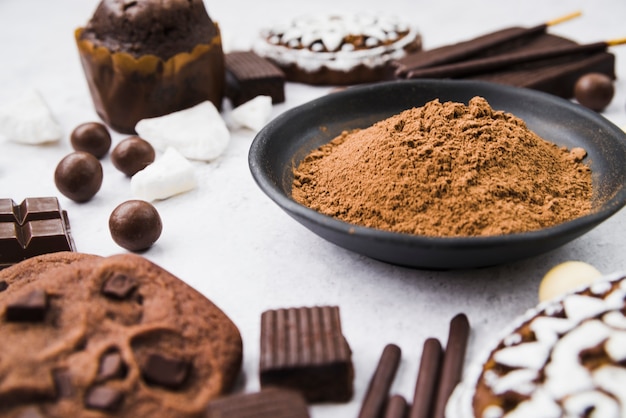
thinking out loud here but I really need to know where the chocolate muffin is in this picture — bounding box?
[75,0,225,134]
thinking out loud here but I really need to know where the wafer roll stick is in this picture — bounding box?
[384,394,409,418]
[433,314,470,418]
[405,38,625,79]
[393,11,581,77]
[358,344,403,418]
[409,338,443,418]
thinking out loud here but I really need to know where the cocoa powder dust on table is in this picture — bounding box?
[292,97,592,237]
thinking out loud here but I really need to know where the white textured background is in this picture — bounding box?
[0,0,625,416]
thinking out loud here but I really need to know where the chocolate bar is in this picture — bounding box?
[391,26,545,77]
[0,197,75,269]
[225,51,286,106]
[391,29,615,99]
[206,389,310,418]
[260,305,354,402]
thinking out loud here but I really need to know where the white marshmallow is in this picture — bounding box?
[228,95,273,132]
[135,101,230,161]
[0,89,62,144]
[131,147,197,201]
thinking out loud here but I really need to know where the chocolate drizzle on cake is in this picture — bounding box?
[472,274,626,417]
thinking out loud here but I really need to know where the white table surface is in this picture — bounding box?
[1,0,625,416]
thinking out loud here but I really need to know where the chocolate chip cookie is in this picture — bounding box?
[0,253,242,418]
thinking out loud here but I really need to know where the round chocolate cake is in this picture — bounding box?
[447,272,626,418]
[76,0,225,133]
[253,13,422,85]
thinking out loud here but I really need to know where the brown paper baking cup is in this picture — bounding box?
[75,27,225,134]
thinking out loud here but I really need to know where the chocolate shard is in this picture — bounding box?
[141,353,190,389]
[260,305,354,403]
[5,289,49,322]
[97,350,127,381]
[206,388,310,418]
[84,386,124,411]
[225,51,285,106]
[101,274,138,300]
[0,280,8,292]
[0,197,75,270]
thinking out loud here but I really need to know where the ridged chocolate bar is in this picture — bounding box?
[0,197,75,269]
[260,305,354,402]
[225,51,285,106]
[206,389,310,418]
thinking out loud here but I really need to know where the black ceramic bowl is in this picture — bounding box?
[249,80,626,269]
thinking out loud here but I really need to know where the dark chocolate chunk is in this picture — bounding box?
[85,386,124,411]
[206,388,310,418]
[225,51,285,106]
[0,197,75,269]
[71,122,112,159]
[53,368,75,398]
[141,353,190,389]
[101,274,138,300]
[110,136,156,177]
[16,407,44,418]
[260,305,354,403]
[108,200,162,252]
[574,72,615,111]
[98,350,127,381]
[54,152,103,202]
[5,289,48,322]
[0,280,8,292]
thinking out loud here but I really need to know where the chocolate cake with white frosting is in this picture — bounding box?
[447,272,626,418]
[253,13,421,85]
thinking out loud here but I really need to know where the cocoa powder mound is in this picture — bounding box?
[292,97,592,237]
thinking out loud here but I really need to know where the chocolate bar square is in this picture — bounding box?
[260,305,353,403]
[0,197,75,269]
[225,51,285,106]
[206,388,310,418]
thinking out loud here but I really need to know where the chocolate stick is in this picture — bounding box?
[406,39,625,79]
[384,394,408,418]
[432,313,470,418]
[358,344,402,418]
[409,338,443,418]
[393,11,581,77]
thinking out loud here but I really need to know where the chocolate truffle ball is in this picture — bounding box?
[70,122,112,159]
[109,200,162,251]
[574,73,614,112]
[54,151,103,202]
[111,136,156,176]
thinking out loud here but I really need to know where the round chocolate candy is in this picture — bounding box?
[54,151,103,202]
[70,122,112,159]
[109,200,162,252]
[574,73,614,112]
[111,136,156,177]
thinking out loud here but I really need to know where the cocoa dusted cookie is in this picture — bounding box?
[0,253,242,418]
